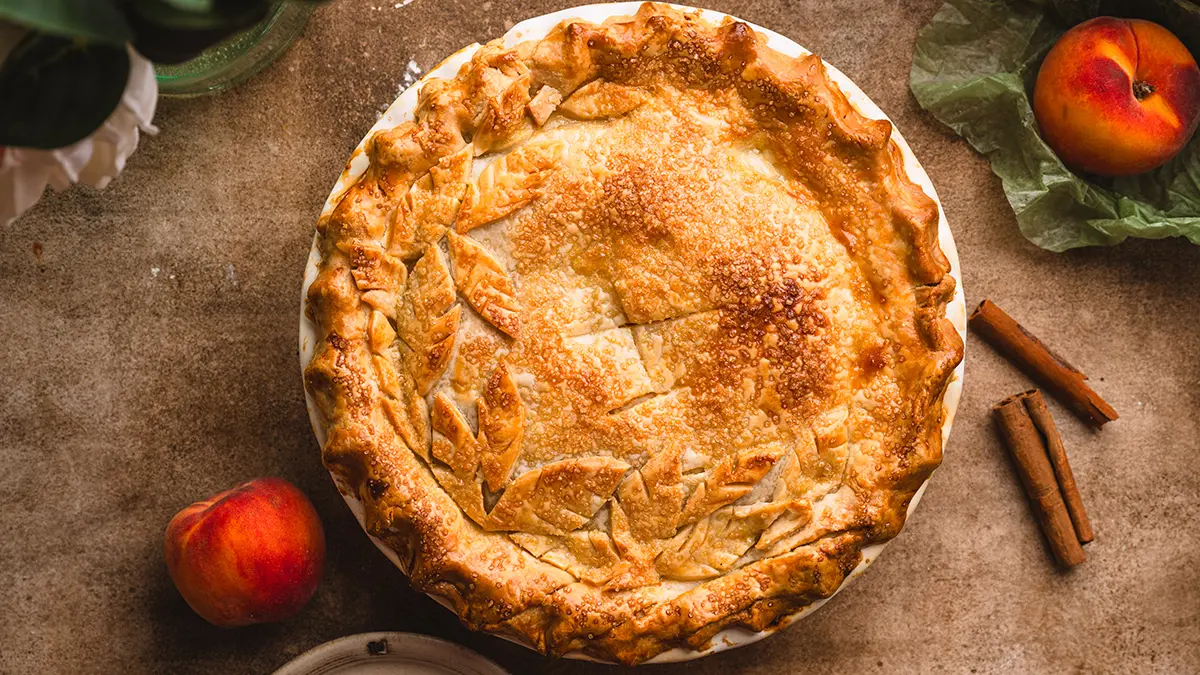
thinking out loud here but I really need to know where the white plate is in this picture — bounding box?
[272,632,509,675]
[299,2,966,664]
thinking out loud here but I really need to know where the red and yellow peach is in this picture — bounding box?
[1033,17,1200,176]
[164,477,325,627]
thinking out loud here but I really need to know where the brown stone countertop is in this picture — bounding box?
[2,0,1198,673]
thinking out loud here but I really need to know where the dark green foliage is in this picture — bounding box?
[0,0,324,148]
[126,0,272,63]
[0,34,130,149]
[0,0,131,45]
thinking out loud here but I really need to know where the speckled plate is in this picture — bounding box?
[272,632,509,675]
[299,2,966,664]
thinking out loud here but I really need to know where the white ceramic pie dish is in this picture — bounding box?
[299,2,966,664]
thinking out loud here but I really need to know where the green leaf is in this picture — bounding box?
[0,0,131,45]
[911,0,1200,250]
[161,0,214,12]
[0,33,130,149]
[127,0,269,31]
[126,0,270,63]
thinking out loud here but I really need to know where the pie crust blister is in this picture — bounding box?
[301,3,965,665]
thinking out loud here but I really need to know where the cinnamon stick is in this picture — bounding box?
[970,299,1117,427]
[994,394,1086,568]
[1020,390,1094,544]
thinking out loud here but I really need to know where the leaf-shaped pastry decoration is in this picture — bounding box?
[397,246,460,395]
[400,246,456,329]
[772,413,847,503]
[510,530,623,585]
[605,498,661,591]
[756,486,858,557]
[370,119,464,181]
[466,61,516,102]
[431,463,487,526]
[388,145,473,261]
[754,499,814,552]
[559,79,649,120]
[431,393,479,477]
[762,406,852,546]
[335,240,408,319]
[656,502,788,580]
[447,231,520,337]
[399,307,460,395]
[463,58,529,125]
[680,442,785,525]
[616,445,685,540]
[477,365,524,491]
[368,311,431,460]
[508,532,557,557]
[455,139,567,233]
[379,375,431,461]
[557,530,624,585]
[472,71,534,155]
[449,329,508,403]
[367,309,398,356]
[365,310,432,460]
[486,456,630,535]
[527,85,562,126]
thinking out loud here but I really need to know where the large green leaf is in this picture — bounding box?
[0,0,131,45]
[126,0,270,63]
[161,0,215,11]
[0,33,130,149]
[127,0,269,31]
[911,0,1200,250]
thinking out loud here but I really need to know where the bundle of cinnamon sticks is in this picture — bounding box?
[993,391,1092,566]
[969,300,1113,569]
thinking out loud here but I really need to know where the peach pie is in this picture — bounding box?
[304,3,963,664]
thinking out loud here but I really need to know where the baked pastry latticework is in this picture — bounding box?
[305,3,964,664]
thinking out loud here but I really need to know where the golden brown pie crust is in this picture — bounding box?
[305,3,964,664]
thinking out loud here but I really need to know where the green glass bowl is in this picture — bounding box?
[154,1,313,97]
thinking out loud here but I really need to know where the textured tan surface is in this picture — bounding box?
[1,0,1198,673]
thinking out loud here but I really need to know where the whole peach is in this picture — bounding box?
[1033,17,1200,176]
[164,477,325,627]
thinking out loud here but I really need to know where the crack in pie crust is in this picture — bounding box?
[304,3,964,664]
